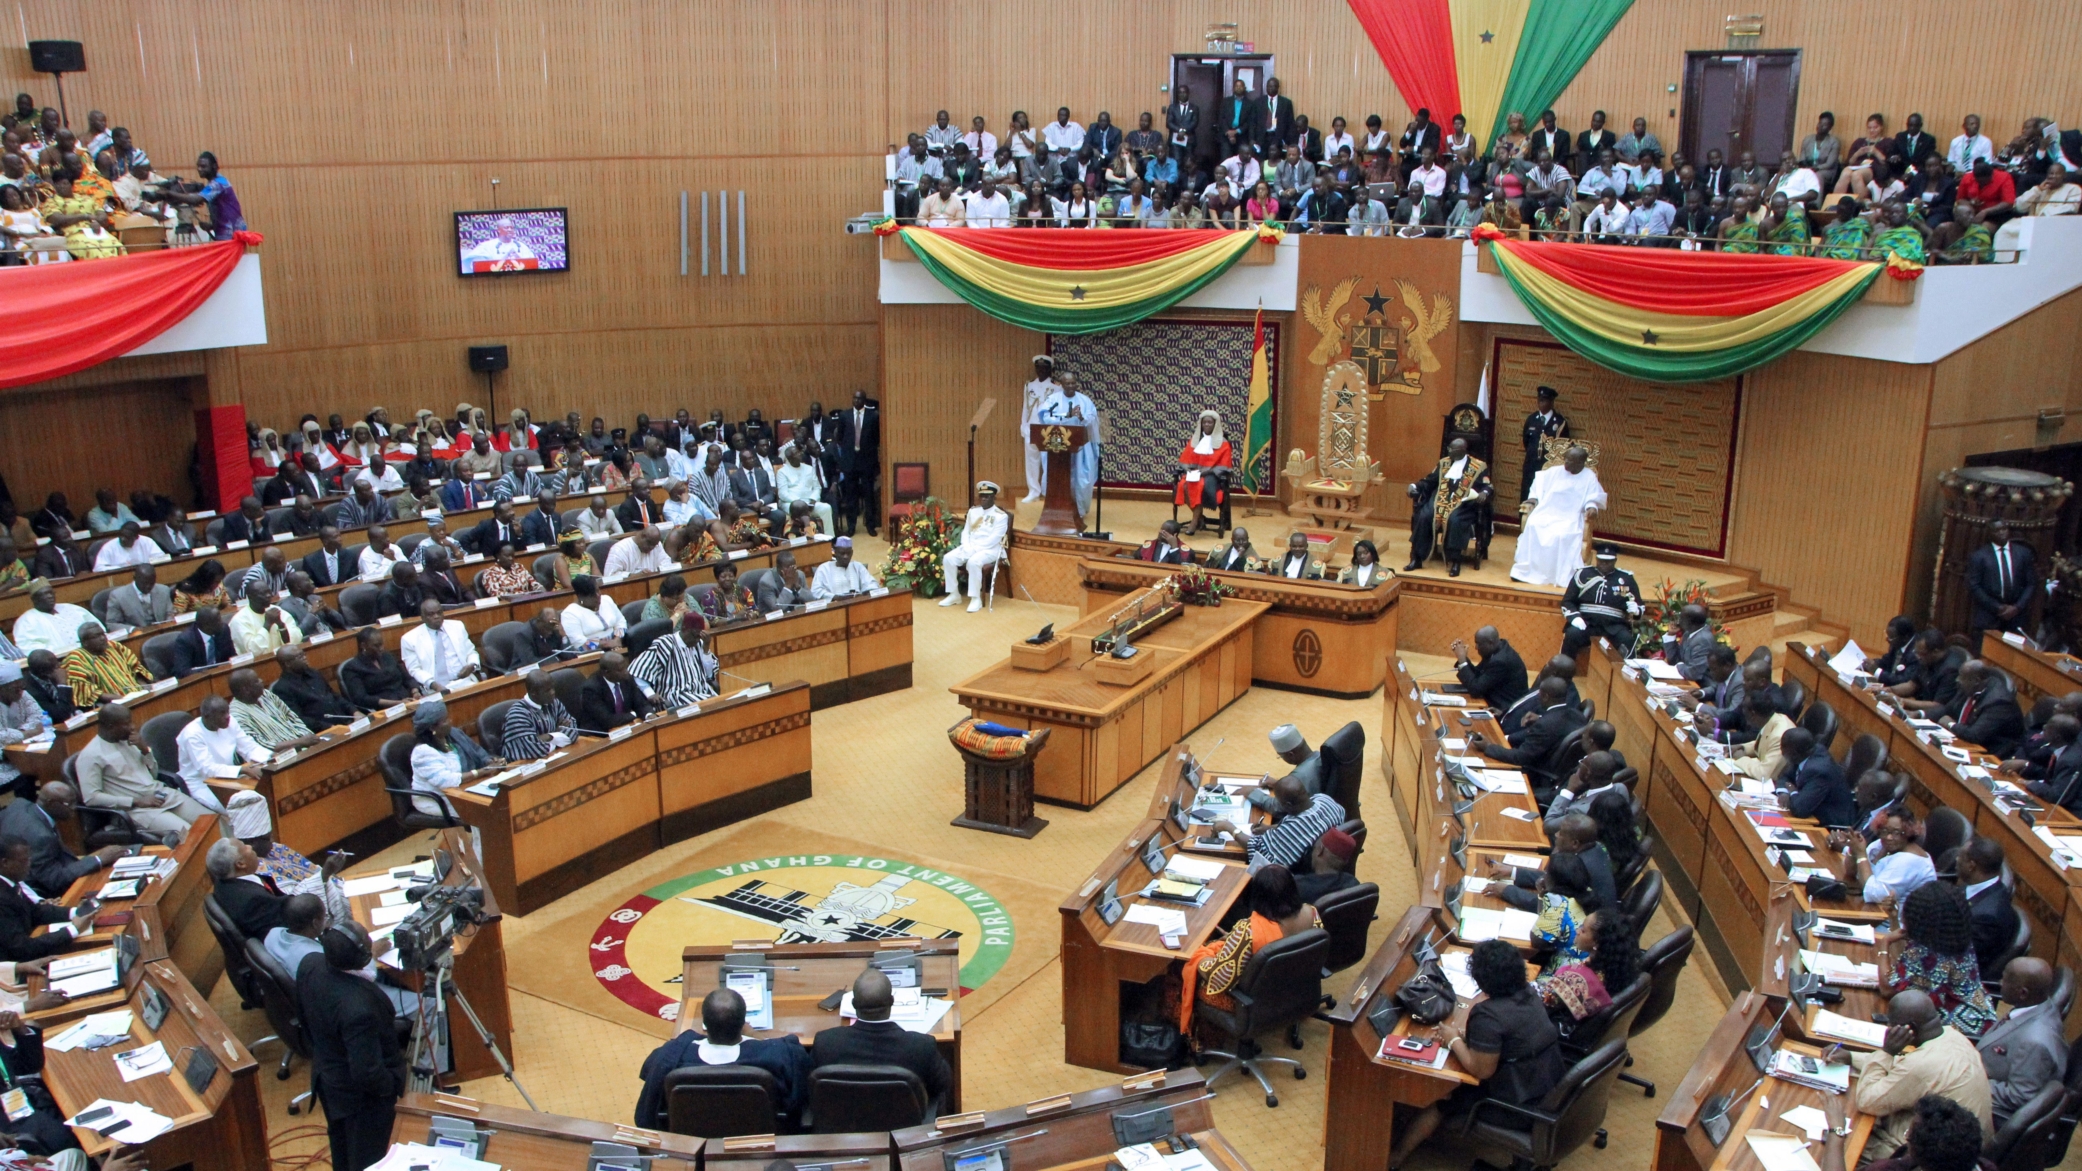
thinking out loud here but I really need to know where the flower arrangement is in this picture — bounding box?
[1633,577,1729,657]
[879,496,960,596]
[1166,564,1232,607]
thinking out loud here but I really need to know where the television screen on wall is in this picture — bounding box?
[455,207,568,275]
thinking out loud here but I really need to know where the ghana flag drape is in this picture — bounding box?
[895,227,1261,334]
[1346,0,1634,151]
[1480,233,1881,382]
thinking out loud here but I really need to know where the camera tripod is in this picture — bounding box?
[408,949,537,1110]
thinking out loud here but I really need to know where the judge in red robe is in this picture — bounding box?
[1174,409,1233,534]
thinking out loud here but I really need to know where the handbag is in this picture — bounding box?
[1804,872,1850,902]
[1394,958,1457,1025]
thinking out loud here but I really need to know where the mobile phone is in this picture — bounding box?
[73,1106,115,1125]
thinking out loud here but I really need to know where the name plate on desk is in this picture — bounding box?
[224,540,249,551]
[378,615,403,627]
[309,630,333,644]
[609,725,635,742]
[474,596,501,608]
[149,678,176,694]
[728,549,748,560]
[229,652,256,666]
[675,704,701,718]
[868,587,890,597]
[803,599,830,611]
[191,546,218,557]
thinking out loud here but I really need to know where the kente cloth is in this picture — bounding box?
[1511,465,1606,587]
[1431,455,1488,531]
[1720,219,1760,254]
[1175,440,1232,508]
[1767,205,1810,255]
[1818,216,1873,259]
[1875,225,1926,263]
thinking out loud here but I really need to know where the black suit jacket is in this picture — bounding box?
[29,543,83,581]
[1949,683,2026,759]
[301,545,354,588]
[1210,545,1257,572]
[616,496,659,532]
[834,408,880,474]
[212,874,290,939]
[0,800,96,898]
[169,625,235,679]
[811,1019,951,1108]
[1088,124,1122,159]
[1783,749,1856,827]
[273,670,359,729]
[0,875,73,962]
[220,511,269,544]
[1249,95,1294,152]
[1575,129,1617,171]
[519,510,561,550]
[2029,741,2082,813]
[1484,702,1586,785]
[296,954,406,1116]
[578,674,653,733]
[1457,641,1530,710]
[1967,880,2021,976]
[469,516,525,557]
[1966,542,2035,631]
[262,469,321,505]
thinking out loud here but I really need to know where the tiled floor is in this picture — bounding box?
[214,518,1824,1171]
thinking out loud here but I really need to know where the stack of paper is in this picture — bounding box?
[64,1099,175,1144]
[1810,1009,1889,1047]
[1419,691,1468,707]
[1458,907,1537,943]
[1812,918,1877,944]
[46,949,119,997]
[1827,641,1868,677]
[364,1143,500,1171]
[96,878,143,901]
[1626,659,1686,681]
[1123,903,1189,936]
[1768,1048,1852,1093]
[1799,950,1881,987]
[341,873,406,898]
[46,1010,133,1052]
[1743,1132,1821,1171]
[1474,770,1528,794]
[1437,951,1481,999]
[1162,855,1225,884]
[106,855,158,880]
[370,902,417,927]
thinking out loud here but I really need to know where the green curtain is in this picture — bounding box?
[1486,0,1635,148]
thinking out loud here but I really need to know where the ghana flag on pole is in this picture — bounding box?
[895,226,1264,335]
[1478,230,1881,383]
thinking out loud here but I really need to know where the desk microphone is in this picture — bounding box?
[719,669,763,689]
[1195,737,1226,782]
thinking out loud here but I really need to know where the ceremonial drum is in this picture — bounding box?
[1930,466,2072,634]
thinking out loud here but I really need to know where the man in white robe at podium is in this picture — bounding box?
[1036,371,1101,519]
[941,482,1011,613]
[1510,445,1606,587]
[1021,355,1060,502]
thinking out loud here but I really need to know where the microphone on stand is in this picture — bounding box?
[1020,585,1044,607]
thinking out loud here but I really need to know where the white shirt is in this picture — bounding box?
[12,604,102,654]
[697,1040,742,1064]
[603,537,669,577]
[1412,163,1448,198]
[812,559,879,600]
[955,506,1009,555]
[961,130,997,159]
[356,464,405,492]
[1772,168,1820,200]
[575,508,623,538]
[1949,133,1994,172]
[1323,132,1356,160]
[561,600,627,645]
[663,495,713,527]
[1584,201,1632,234]
[1220,156,1263,188]
[965,190,1010,228]
[1041,120,1085,154]
[175,715,267,814]
[230,603,301,656]
[776,462,823,504]
[358,544,404,582]
[93,536,165,571]
[400,620,480,687]
[2017,182,2080,216]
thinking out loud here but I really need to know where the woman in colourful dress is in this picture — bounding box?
[171,559,231,614]
[1878,881,1997,1038]
[1179,866,1322,1039]
[700,561,757,624]
[551,530,596,591]
[1174,410,1233,536]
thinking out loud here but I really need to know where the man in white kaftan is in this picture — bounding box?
[1510,446,1606,587]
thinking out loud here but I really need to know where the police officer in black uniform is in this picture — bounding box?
[1560,542,1641,658]
[1520,385,1570,504]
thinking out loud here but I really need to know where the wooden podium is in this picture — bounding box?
[949,722,1051,838]
[1030,422,1089,536]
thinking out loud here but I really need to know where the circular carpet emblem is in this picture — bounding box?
[590,853,1016,1022]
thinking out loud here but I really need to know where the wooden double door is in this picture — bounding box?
[1681,49,1801,166]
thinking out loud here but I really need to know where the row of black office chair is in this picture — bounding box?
[657,1064,932,1138]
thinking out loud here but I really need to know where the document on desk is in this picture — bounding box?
[1419,691,1468,706]
[1474,770,1528,794]
[1811,918,1877,944]
[1123,904,1190,936]
[46,1010,134,1052]
[370,903,416,927]
[1827,641,1868,677]
[1500,807,1536,822]
[114,1040,173,1082]
[1743,1132,1821,1171]
[64,1098,174,1144]
[1438,951,1481,999]
[47,948,115,981]
[726,970,773,1031]
[1799,950,1880,987]
[341,873,405,897]
[1499,853,1545,870]
[1458,907,1537,943]
[1810,1009,1889,1047]
[1626,658,1686,681]
[1160,855,1226,884]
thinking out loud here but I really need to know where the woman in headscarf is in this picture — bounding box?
[551,529,596,591]
[1174,409,1233,536]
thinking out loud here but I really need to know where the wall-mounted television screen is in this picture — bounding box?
[456,207,568,275]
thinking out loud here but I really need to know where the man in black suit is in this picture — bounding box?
[170,607,236,679]
[1217,79,1256,160]
[2020,715,2082,813]
[297,921,406,1171]
[1468,676,1585,793]
[834,389,881,538]
[1966,522,2035,635]
[726,451,781,527]
[1956,836,2021,976]
[1251,77,1294,155]
[519,495,563,550]
[217,496,273,545]
[1499,655,1581,744]
[1938,660,2026,758]
[615,481,659,532]
[1398,108,1441,181]
[0,781,123,895]
[1528,110,1570,168]
[0,834,88,961]
[1452,627,1528,709]
[634,986,812,1128]
[301,526,354,588]
[1776,727,1856,827]
[262,457,322,505]
[811,969,951,1114]
[468,501,524,557]
[578,653,653,733]
[205,836,290,938]
[1888,629,1968,715]
[1574,111,1617,174]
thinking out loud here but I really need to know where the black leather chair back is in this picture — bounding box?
[2054,965,2076,1019]
[480,622,535,674]
[739,569,773,605]
[1315,882,1380,975]
[660,1064,781,1137]
[1631,925,1695,1038]
[1619,870,1663,940]
[1613,834,1655,897]
[587,538,615,567]
[204,518,229,545]
[1924,807,1972,866]
[141,632,183,680]
[620,599,650,626]
[626,618,673,659]
[243,937,312,1060]
[1985,915,2033,988]
[139,710,192,776]
[1563,971,1651,1058]
[380,732,455,830]
[1320,721,1365,816]
[479,700,517,754]
[203,893,265,1010]
[805,1063,928,1134]
[1844,733,1888,785]
[1989,1082,2071,1171]
[531,554,560,591]
[1211,928,1331,1039]
[551,667,587,716]
[1545,725,1590,785]
[1538,1038,1631,1160]
[1800,700,1838,753]
[1781,677,1809,721]
[61,754,141,848]
[338,583,383,626]
[88,588,112,624]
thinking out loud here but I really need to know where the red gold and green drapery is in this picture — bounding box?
[1345,0,1634,151]
[889,225,1266,334]
[1475,228,1881,382]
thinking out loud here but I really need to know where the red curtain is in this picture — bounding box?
[1498,238,1869,317]
[194,403,250,514]
[1345,0,1462,122]
[0,231,262,389]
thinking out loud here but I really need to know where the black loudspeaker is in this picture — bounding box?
[28,41,84,74]
[467,345,509,373]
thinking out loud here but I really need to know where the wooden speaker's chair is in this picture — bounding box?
[1282,362,1383,530]
[1523,436,1604,564]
